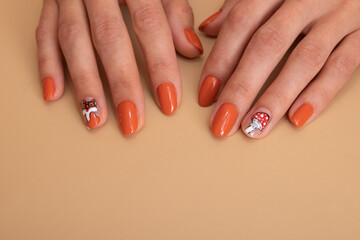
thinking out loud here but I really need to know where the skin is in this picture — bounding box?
[36,0,202,133]
[199,0,360,139]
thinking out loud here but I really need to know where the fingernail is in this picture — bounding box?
[199,75,221,107]
[199,10,222,31]
[211,103,238,137]
[42,77,55,102]
[245,112,270,137]
[118,101,138,136]
[81,98,101,129]
[157,83,177,115]
[291,103,314,127]
[184,29,203,54]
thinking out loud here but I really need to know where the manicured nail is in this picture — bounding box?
[81,98,100,129]
[211,103,238,137]
[42,77,55,102]
[184,29,203,54]
[199,75,221,107]
[157,83,177,115]
[118,101,138,136]
[199,10,222,31]
[291,103,314,127]
[245,112,270,137]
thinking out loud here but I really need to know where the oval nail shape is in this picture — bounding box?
[157,83,177,115]
[211,103,238,137]
[199,76,221,107]
[118,101,138,136]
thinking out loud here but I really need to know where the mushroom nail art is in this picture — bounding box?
[245,112,270,136]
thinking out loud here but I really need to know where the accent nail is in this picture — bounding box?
[157,83,177,115]
[118,101,138,136]
[245,112,270,137]
[81,98,100,129]
[199,75,221,107]
[199,10,222,31]
[184,29,203,54]
[211,103,238,137]
[291,103,314,127]
[42,77,55,102]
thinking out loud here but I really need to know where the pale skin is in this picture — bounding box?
[37,0,360,138]
[36,0,201,133]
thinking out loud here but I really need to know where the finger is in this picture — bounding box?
[58,0,107,129]
[84,0,144,136]
[210,0,321,137]
[241,4,360,138]
[126,0,181,115]
[36,0,64,102]
[198,0,239,37]
[162,0,203,58]
[199,0,281,107]
[289,30,360,128]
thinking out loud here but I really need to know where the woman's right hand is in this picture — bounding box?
[36,0,203,135]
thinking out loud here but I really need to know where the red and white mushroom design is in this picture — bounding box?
[245,112,270,135]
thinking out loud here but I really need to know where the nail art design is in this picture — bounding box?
[81,98,100,129]
[245,112,270,136]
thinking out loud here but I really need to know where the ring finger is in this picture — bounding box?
[57,0,107,129]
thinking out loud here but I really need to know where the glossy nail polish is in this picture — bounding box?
[157,83,177,115]
[118,101,138,136]
[81,98,100,129]
[211,103,238,137]
[184,29,203,54]
[199,75,221,107]
[199,10,222,31]
[291,104,314,127]
[42,77,55,102]
[245,112,270,137]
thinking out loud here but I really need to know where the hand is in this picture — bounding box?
[36,0,203,135]
[198,0,360,138]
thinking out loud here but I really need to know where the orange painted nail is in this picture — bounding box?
[199,10,222,31]
[291,103,314,127]
[118,101,138,136]
[157,83,177,115]
[184,29,203,54]
[42,77,55,102]
[199,76,221,107]
[211,103,238,137]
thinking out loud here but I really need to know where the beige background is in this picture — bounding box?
[1,0,360,239]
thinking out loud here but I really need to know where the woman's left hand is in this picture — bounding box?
[198,0,360,138]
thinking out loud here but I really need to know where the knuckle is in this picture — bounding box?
[230,81,252,99]
[266,89,291,106]
[132,4,163,34]
[315,86,332,104]
[330,54,356,75]
[92,17,123,47]
[111,78,137,94]
[148,59,172,76]
[226,5,251,30]
[294,43,325,68]
[38,54,51,68]
[252,26,284,57]
[35,24,48,43]
[58,21,83,45]
[176,4,193,18]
